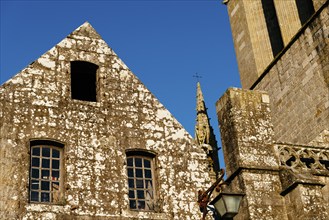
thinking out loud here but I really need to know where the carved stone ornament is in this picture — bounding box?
[276,144,329,172]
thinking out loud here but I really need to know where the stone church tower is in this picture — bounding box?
[217,0,329,219]
[0,22,215,219]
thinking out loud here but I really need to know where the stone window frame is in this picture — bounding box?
[126,149,157,212]
[29,139,65,204]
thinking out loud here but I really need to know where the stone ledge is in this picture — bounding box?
[279,168,325,196]
[121,209,167,219]
[226,166,280,184]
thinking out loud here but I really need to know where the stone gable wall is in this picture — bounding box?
[0,23,210,219]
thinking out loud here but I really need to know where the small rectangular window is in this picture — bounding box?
[29,141,63,204]
[71,61,99,102]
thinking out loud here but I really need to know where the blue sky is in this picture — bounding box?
[0,0,241,168]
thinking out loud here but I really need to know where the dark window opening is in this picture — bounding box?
[295,0,315,25]
[71,61,99,102]
[261,0,284,57]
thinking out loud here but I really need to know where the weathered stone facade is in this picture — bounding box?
[216,1,329,219]
[253,2,329,145]
[227,0,327,89]
[2,1,329,219]
[0,23,213,219]
[216,88,328,219]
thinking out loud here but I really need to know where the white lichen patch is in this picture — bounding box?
[146,139,155,148]
[95,152,105,161]
[48,47,58,57]
[119,70,131,81]
[188,160,199,172]
[10,76,24,85]
[156,109,171,120]
[126,122,133,128]
[37,57,56,69]
[58,55,66,60]
[41,212,56,219]
[112,63,121,70]
[98,54,106,63]
[58,38,75,48]
[171,129,186,140]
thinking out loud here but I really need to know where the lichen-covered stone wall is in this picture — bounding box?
[216,88,329,219]
[284,184,328,220]
[0,22,211,219]
[216,88,279,177]
[216,88,287,220]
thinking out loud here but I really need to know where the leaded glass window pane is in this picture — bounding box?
[52,149,60,158]
[32,158,40,167]
[42,148,50,157]
[42,159,50,168]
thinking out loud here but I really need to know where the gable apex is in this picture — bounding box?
[0,20,195,146]
[69,21,103,40]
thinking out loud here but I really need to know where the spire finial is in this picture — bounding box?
[193,73,202,82]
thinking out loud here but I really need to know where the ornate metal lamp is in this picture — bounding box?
[198,169,244,220]
[210,192,244,219]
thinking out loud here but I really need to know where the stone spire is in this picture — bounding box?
[195,82,220,179]
[195,82,209,145]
